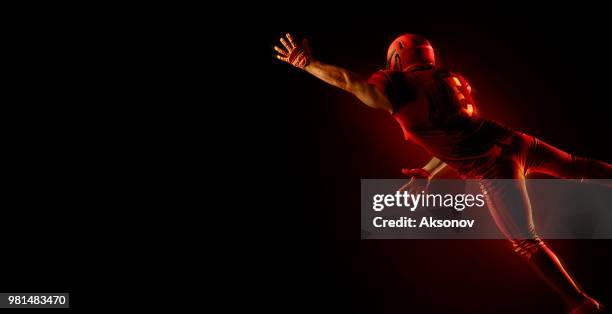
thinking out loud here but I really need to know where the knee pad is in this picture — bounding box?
[512,238,545,260]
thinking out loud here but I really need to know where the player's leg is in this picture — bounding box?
[512,136,607,312]
[479,158,597,310]
[524,136,612,179]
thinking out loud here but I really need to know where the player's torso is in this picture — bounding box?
[382,68,511,162]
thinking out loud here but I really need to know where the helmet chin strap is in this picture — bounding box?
[385,48,396,69]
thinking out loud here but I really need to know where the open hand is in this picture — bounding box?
[273,33,311,69]
[399,168,432,194]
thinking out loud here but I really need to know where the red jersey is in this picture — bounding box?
[367,66,511,164]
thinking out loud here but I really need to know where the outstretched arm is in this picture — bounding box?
[304,60,392,113]
[274,33,393,113]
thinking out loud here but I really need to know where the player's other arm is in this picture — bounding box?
[274,33,393,113]
[400,157,447,193]
[421,157,447,178]
[402,157,447,182]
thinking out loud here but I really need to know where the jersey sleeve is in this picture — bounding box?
[367,71,391,93]
[367,70,400,112]
[367,70,394,96]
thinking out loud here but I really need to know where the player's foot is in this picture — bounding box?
[570,295,604,314]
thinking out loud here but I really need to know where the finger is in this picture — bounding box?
[280,37,291,51]
[274,46,288,57]
[405,169,420,176]
[399,182,415,193]
[403,168,429,178]
[402,169,419,176]
[286,33,297,48]
[398,183,409,193]
[275,54,288,62]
